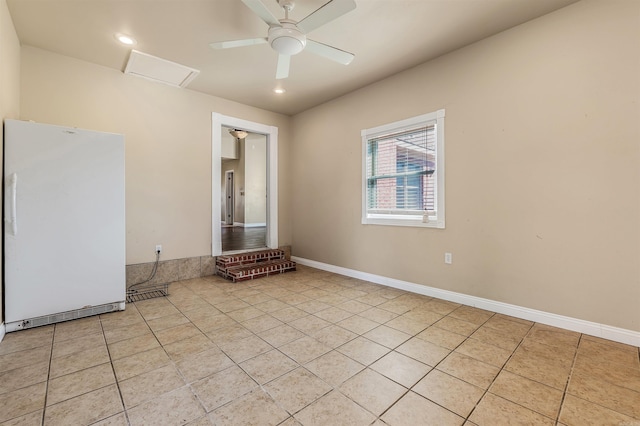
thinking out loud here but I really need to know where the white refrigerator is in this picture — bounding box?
[3,119,126,332]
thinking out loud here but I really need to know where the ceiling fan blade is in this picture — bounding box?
[276,54,290,80]
[298,0,356,34]
[209,38,268,50]
[305,39,354,65]
[241,0,281,27]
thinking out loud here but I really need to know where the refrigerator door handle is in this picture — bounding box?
[6,173,18,236]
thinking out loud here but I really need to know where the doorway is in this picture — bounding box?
[220,132,267,251]
[212,113,278,256]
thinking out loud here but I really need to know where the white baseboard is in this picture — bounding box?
[292,256,640,347]
[221,222,267,228]
[244,223,267,228]
[0,322,5,343]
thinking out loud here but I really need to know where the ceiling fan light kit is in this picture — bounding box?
[269,22,306,55]
[229,129,249,139]
[210,0,356,79]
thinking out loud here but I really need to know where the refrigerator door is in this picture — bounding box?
[4,120,125,322]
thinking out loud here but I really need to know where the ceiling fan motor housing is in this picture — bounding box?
[268,21,307,55]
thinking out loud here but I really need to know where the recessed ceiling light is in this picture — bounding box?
[273,88,286,94]
[115,33,137,46]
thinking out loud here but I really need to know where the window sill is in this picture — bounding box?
[362,217,445,229]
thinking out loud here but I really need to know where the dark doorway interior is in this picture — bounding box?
[221,226,267,252]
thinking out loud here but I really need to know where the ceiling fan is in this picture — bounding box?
[210,0,356,79]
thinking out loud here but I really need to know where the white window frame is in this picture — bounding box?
[361,109,445,228]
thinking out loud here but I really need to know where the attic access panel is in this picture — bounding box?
[124,50,199,88]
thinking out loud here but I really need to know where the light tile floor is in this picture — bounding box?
[1,265,639,425]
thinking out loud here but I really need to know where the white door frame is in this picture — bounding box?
[212,113,278,255]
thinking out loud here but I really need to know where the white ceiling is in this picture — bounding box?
[7,0,579,116]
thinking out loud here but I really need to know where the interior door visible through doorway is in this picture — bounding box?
[225,170,234,226]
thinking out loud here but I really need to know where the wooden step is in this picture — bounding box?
[218,258,297,283]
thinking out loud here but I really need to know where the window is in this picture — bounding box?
[362,109,445,228]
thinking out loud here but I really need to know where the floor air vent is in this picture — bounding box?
[126,282,169,303]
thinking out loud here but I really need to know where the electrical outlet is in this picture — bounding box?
[155,245,162,254]
[444,252,452,264]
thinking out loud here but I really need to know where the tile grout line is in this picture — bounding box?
[417,309,500,422]
[366,313,442,422]
[559,336,640,421]
[322,293,465,421]
[164,280,309,422]
[317,326,411,423]
[40,324,56,426]
[237,297,347,420]
[555,333,583,424]
[463,319,592,423]
[461,316,533,423]
[363,306,496,423]
[171,279,328,423]
[183,278,385,422]
[114,290,190,422]
[155,282,214,421]
[100,315,132,426]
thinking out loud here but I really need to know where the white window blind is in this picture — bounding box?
[361,110,445,228]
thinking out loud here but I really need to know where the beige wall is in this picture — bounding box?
[1,0,20,325]
[20,46,292,265]
[291,0,640,331]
